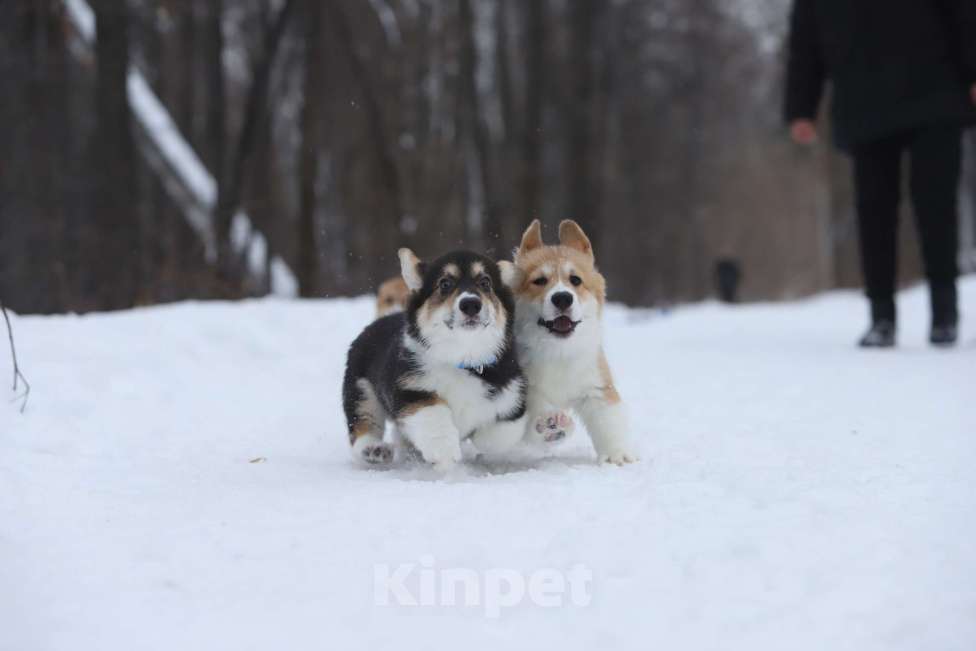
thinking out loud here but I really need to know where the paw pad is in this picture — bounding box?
[362,443,394,464]
[534,412,573,443]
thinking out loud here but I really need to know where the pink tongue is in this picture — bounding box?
[552,316,574,332]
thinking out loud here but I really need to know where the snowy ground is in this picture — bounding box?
[2,279,975,651]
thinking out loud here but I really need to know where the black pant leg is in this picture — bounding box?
[852,134,904,320]
[907,125,961,296]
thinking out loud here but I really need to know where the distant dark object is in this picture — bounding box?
[714,259,742,304]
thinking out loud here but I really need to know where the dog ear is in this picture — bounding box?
[498,261,524,289]
[515,219,544,260]
[398,248,426,292]
[558,220,593,259]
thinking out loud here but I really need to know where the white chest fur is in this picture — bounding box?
[403,355,524,436]
[520,351,605,408]
[513,307,606,409]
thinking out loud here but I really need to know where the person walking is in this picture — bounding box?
[785,0,976,347]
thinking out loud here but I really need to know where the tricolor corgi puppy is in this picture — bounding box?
[344,249,527,469]
[499,220,638,465]
[375,276,409,318]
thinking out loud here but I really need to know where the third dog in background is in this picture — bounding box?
[376,277,409,318]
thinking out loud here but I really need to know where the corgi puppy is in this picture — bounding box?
[375,276,409,318]
[344,249,527,469]
[499,220,638,465]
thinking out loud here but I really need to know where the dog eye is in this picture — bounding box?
[569,275,583,287]
[438,277,455,293]
[532,277,548,286]
[477,276,492,292]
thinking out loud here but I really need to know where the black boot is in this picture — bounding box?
[859,320,896,348]
[859,299,896,348]
[930,285,958,347]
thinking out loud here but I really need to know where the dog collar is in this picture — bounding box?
[457,355,498,375]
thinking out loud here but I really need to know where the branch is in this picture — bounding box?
[0,301,30,413]
[325,0,403,230]
[215,0,297,285]
[220,0,297,227]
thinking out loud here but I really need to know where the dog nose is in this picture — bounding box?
[459,296,482,317]
[551,292,574,311]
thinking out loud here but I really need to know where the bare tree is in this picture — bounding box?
[88,0,140,311]
[214,0,297,295]
[458,0,501,250]
[298,0,325,296]
[517,0,546,224]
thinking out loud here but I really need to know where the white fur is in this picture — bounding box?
[513,290,638,464]
[398,403,462,468]
[498,260,523,288]
[397,297,527,468]
[470,418,527,456]
[514,284,602,363]
[398,248,424,291]
[413,294,507,369]
[577,399,635,464]
[402,334,525,438]
[542,280,584,323]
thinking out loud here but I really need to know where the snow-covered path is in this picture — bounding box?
[2,280,975,651]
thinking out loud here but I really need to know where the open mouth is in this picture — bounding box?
[538,316,579,337]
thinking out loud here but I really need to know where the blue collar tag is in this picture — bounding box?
[457,355,498,375]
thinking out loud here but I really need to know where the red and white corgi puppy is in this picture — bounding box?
[500,220,638,465]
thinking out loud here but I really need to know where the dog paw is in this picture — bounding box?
[352,436,395,466]
[534,411,574,443]
[361,442,394,465]
[420,438,462,470]
[598,448,639,466]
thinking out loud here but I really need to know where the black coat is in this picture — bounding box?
[784,0,976,149]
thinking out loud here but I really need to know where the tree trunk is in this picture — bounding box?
[567,0,605,253]
[298,0,324,297]
[89,0,139,311]
[518,0,545,223]
[325,0,403,258]
[213,0,296,296]
[458,0,501,251]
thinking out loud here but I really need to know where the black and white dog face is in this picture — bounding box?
[399,248,514,368]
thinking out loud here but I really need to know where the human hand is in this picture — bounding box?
[970,83,976,107]
[790,119,818,145]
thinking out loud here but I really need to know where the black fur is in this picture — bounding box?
[343,251,525,444]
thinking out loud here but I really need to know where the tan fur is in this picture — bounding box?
[557,220,594,258]
[376,276,409,318]
[424,265,460,310]
[414,262,507,331]
[513,220,606,311]
[397,394,446,419]
[348,419,377,445]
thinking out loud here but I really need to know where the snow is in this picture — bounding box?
[2,279,975,650]
[367,0,402,47]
